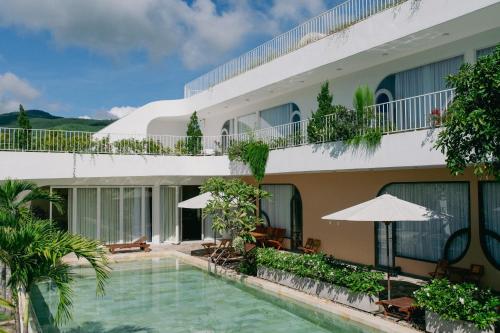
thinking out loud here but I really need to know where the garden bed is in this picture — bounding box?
[257,266,381,312]
[425,311,494,333]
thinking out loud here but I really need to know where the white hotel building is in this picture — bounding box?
[1,0,499,288]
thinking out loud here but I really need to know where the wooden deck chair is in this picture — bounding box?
[209,239,232,263]
[106,236,151,254]
[428,259,448,279]
[265,228,286,250]
[298,238,321,254]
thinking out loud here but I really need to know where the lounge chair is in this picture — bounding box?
[428,259,448,279]
[298,238,321,254]
[209,239,232,263]
[106,236,151,254]
[264,228,286,250]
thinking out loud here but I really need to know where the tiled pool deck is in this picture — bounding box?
[62,242,424,333]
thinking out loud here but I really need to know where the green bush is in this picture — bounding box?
[414,279,500,329]
[256,248,384,296]
[227,139,269,182]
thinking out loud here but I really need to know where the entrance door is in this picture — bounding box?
[181,186,202,241]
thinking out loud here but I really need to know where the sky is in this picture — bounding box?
[0,0,340,119]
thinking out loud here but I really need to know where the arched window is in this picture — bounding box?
[479,182,500,269]
[220,120,233,152]
[260,103,300,129]
[375,182,470,267]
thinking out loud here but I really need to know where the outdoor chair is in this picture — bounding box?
[106,236,151,254]
[298,238,321,254]
[264,228,286,250]
[428,259,448,279]
[464,264,484,284]
[209,239,232,263]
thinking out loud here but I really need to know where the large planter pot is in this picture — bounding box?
[257,266,380,312]
[425,311,494,333]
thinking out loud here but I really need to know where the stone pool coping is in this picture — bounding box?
[63,250,421,333]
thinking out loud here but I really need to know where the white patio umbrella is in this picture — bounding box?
[177,191,213,209]
[177,191,218,245]
[322,194,439,300]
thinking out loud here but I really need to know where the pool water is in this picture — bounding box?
[32,258,382,333]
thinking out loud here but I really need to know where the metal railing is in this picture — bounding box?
[184,0,408,98]
[366,88,456,133]
[0,89,455,156]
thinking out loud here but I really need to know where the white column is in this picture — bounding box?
[152,185,161,244]
[141,187,146,239]
[175,186,181,244]
[119,187,124,243]
[72,188,77,233]
[96,188,101,240]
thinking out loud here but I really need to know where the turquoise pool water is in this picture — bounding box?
[32,258,382,333]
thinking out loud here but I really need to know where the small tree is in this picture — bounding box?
[201,178,270,243]
[435,46,500,179]
[307,82,333,143]
[17,105,31,150]
[186,111,203,155]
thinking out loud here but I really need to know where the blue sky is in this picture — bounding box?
[0,0,338,119]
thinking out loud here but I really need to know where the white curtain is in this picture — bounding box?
[76,188,97,240]
[260,104,294,129]
[395,56,463,130]
[160,186,177,242]
[376,222,394,267]
[237,113,257,134]
[261,185,293,237]
[476,46,496,59]
[480,182,500,266]
[379,183,469,262]
[123,188,142,243]
[100,188,120,244]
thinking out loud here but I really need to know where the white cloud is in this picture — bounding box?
[106,106,137,119]
[0,72,40,113]
[0,0,329,69]
[78,115,91,120]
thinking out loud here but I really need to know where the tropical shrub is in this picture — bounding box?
[256,248,384,295]
[435,46,500,179]
[17,104,32,150]
[414,279,500,329]
[308,82,358,144]
[201,177,270,239]
[353,85,375,128]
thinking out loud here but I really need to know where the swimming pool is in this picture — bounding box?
[32,258,383,333]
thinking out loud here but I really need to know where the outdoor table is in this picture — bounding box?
[376,296,416,321]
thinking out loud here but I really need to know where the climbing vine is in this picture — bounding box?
[228,139,269,182]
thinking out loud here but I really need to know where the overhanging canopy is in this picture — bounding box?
[177,192,213,209]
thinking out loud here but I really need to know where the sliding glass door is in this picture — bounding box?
[100,188,120,244]
[76,188,97,239]
[160,186,178,242]
[123,188,142,243]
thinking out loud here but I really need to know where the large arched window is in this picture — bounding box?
[375,182,470,267]
[220,119,233,152]
[479,182,500,269]
[259,103,300,129]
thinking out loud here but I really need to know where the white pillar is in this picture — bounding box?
[152,185,161,244]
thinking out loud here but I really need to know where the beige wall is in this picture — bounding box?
[252,168,500,290]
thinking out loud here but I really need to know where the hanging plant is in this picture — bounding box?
[228,139,269,182]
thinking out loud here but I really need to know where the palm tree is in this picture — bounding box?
[0,179,62,219]
[0,212,109,333]
[0,179,63,316]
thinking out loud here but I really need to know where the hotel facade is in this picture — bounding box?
[1,0,499,289]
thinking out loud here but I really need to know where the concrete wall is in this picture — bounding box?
[256,168,500,290]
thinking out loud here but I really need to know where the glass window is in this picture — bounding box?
[76,188,97,240]
[377,182,469,263]
[237,113,257,134]
[123,188,142,243]
[100,188,120,244]
[479,182,500,268]
[260,184,302,249]
[476,45,497,60]
[160,186,178,242]
[260,103,300,129]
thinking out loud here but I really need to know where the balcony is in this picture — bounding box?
[183,0,408,98]
[0,89,455,156]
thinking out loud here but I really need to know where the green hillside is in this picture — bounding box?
[0,110,115,132]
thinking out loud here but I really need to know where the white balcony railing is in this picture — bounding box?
[0,89,455,156]
[184,0,408,98]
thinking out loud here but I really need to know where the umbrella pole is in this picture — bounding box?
[385,221,391,300]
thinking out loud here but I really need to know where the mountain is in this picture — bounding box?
[0,110,115,132]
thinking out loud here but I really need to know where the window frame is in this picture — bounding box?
[375,181,471,267]
[478,181,500,270]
